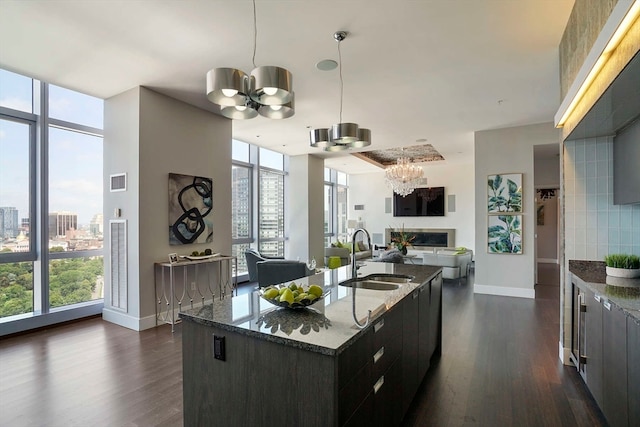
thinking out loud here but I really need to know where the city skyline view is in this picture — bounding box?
[0,69,104,225]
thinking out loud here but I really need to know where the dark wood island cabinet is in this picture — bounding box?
[180,262,442,427]
[569,260,640,427]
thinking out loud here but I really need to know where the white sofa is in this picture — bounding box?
[422,248,473,280]
[324,243,372,267]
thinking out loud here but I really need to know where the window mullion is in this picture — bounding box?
[33,81,50,314]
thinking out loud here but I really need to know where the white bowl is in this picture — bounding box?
[606,266,640,279]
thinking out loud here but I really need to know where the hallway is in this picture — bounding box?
[535,262,561,300]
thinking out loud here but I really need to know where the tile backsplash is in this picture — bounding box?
[564,136,640,261]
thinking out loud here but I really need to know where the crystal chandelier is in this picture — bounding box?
[385,156,424,196]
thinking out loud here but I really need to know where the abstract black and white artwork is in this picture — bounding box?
[168,173,213,245]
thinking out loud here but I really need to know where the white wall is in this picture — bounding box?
[474,122,560,298]
[103,87,231,331]
[287,154,324,264]
[348,161,475,251]
[534,155,560,187]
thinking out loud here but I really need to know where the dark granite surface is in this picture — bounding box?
[179,262,441,356]
[569,260,640,324]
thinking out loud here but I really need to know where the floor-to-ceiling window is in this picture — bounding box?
[336,171,349,242]
[324,168,333,247]
[324,168,349,245]
[231,142,287,280]
[231,140,252,275]
[0,69,104,333]
[258,148,285,257]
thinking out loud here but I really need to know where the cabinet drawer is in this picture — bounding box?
[339,362,372,425]
[373,356,403,426]
[343,391,373,427]
[372,305,401,349]
[338,329,373,389]
[372,307,403,379]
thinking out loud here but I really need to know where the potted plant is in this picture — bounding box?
[390,224,415,255]
[604,254,640,278]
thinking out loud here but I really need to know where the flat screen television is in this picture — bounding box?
[393,187,445,217]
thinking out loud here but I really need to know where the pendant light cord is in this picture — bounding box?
[338,39,343,123]
[252,0,257,68]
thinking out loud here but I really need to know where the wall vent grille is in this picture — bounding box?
[110,173,127,192]
[109,220,128,312]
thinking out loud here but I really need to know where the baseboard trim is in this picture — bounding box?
[473,284,535,299]
[537,258,559,264]
[559,342,573,365]
[102,308,157,331]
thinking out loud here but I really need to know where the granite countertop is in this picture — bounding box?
[179,262,441,356]
[569,260,640,323]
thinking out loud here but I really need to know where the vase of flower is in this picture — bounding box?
[390,224,415,256]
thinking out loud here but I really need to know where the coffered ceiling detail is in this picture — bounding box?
[352,144,445,168]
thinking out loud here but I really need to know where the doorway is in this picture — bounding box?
[533,144,560,299]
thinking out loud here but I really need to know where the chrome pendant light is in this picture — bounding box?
[310,31,371,151]
[205,0,294,119]
[250,66,293,105]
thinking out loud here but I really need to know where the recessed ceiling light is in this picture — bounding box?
[316,59,338,71]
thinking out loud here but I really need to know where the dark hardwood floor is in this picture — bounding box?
[1,270,606,427]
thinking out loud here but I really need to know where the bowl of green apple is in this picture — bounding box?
[259,282,325,309]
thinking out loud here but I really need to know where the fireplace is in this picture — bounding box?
[384,228,455,250]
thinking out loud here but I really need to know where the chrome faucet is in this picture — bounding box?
[351,228,372,329]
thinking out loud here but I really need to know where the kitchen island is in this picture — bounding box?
[179,262,442,427]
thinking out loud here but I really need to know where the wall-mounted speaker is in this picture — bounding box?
[448,194,456,212]
[385,197,392,214]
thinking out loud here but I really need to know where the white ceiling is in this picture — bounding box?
[0,0,575,174]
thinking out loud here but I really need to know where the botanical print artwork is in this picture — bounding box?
[488,215,522,254]
[487,173,522,213]
[169,173,213,245]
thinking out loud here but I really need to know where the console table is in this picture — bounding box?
[154,255,237,332]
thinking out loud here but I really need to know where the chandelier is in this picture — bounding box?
[309,31,371,151]
[206,0,294,120]
[385,156,424,196]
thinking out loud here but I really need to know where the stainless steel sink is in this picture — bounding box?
[339,279,400,291]
[363,274,413,283]
[339,273,413,291]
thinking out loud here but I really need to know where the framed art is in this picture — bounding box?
[169,173,213,245]
[168,253,179,264]
[487,173,522,213]
[488,215,522,254]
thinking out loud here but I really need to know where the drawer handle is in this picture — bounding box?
[594,295,601,302]
[603,301,611,311]
[373,375,384,394]
[373,346,385,364]
[374,319,384,333]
